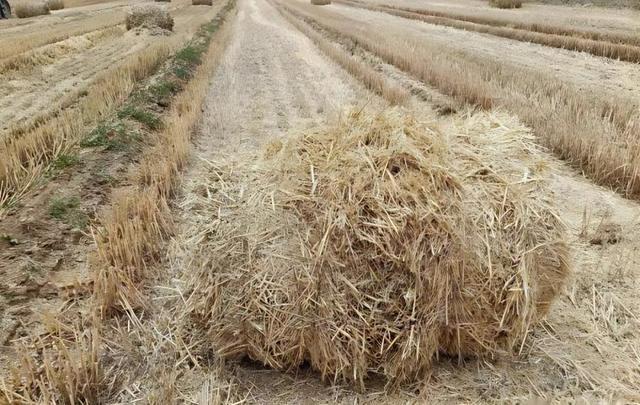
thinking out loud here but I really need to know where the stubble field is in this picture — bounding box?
[0,0,639,403]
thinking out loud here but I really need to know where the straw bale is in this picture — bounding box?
[185,108,571,389]
[125,5,174,31]
[14,1,50,18]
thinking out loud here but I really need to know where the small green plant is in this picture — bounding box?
[202,19,222,34]
[95,171,118,187]
[173,66,190,80]
[49,195,89,229]
[81,122,138,151]
[49,195,79,218]
[149,80,180,100]
[118,105,162,130]
[175,45,204,65]
[53,154,79,170]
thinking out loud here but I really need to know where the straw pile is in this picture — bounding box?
[45,0,64,10]
[192,0,213,5]
[489,0,522,8]
[125,5,174,31]
[13,1,50,18]
[185,109,570,389]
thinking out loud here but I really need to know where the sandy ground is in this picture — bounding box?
[0,0,222,134]
[359,0,640,35]
[316,2,640,103]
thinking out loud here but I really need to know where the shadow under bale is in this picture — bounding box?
[184,108,571,390]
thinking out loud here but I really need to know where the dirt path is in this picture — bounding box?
[0,0,224,134]
[196,0,363,156]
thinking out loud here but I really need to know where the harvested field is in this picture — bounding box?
[337,0,640,63]
[1,0,639,402]
[355,0,640,39]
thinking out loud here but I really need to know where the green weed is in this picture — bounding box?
[149,80,180,100]
[53,154,79,170]
[49,195,89,229]
[81,123,138,151]
[118,105,162,130]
